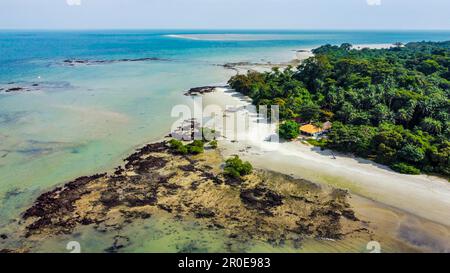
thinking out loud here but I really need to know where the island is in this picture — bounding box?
[228,41,449,177]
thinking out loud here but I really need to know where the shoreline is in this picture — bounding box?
[2,141,376,253]
[2,43,449,252]
[201,87,450,252]
[202,87,450,227]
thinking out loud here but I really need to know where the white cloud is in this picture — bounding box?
[66,0,81,6]
[366,0,382,6]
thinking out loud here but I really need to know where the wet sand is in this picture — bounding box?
[200,87,450,252]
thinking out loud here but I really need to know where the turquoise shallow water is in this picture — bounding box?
[0,30,449,252]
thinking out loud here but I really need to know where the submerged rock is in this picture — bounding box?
[104,235,131,253]
[0,81,73,94]
[62,57,171,66]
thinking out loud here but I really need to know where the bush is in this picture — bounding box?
[176,145,189,155]
[279,120,300,140]
[187,145,204,155]
[169,139,204,155]
[391,162,421,175]
[169,139,183,149]
[224,156,253,179]
[191,140,205,148]
[210,140,218,149]
[187,140,205,154]
[169,139,188,154]
[306,138,327,148]
[398,144,425,163]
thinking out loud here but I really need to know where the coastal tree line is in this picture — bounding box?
[228,41,450,176]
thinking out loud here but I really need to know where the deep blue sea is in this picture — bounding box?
[0,30,449,252]
[2,30,450,80]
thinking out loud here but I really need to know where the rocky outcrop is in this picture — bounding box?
[62,57,171,66]
[0,81,72,94]
[8,141,370,252]
[184,86,223,96]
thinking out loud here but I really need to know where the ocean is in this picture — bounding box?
[1,30,449,252]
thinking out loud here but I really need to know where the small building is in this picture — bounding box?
[322,121,332,131]
[300,122,332,137]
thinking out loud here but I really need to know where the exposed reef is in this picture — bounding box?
[0,81,73,94]
[2,141,371,252]
[62,57,171,66]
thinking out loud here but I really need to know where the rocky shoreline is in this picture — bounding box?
[0,140,371,253]
[184,86,227,96]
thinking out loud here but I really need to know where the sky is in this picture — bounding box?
[0,0,450,30]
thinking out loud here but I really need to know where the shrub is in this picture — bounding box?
[210,140,218,149]
[279,120,299,140]
[391,162,421,175]
[176,145,189,155]
[398,144,425,163]
[224,156,253,179]
[191,140,205,148]
[169,139,183,149]
[187,140,205,154]
[169,139,204,155]
[169,139,188,154]
[187,145,204,155]
[306,138,327,148]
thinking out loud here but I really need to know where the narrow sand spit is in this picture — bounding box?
[201,88,450,228]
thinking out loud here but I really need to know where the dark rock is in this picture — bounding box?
[342,209,359,221]
[184,86,222,96]
[22,174,106,236]
[134,156,168,174]
[79,218,95,226]
[179,164,197,172]
[121,210,151,220]
[290,195,315,204]
[114,166,125,176]
[62,57,170,66]
[5,87,23,92]
[240,187,283,215]
[104,235,131,253]
[124,142,168,169]
[100,190,121,207]
[194,208,216,219]
[157,204,173,213]
[294,221,314,236]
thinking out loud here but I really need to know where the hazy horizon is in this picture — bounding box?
[1,28,450,31]
[1,0,450,30]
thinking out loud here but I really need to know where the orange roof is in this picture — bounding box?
[300,124,323,134]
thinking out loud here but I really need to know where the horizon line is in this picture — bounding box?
[1,28,450,32]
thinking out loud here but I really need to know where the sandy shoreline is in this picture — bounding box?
[201,87,450,228]
[198,43,450,229]
[198,86,450,252]
[4,43,449,253]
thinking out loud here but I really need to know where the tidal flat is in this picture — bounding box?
[1,141,375,253]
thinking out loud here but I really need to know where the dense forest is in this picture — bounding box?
[228,41,450,177]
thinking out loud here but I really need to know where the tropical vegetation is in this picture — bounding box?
[229,41,450,176]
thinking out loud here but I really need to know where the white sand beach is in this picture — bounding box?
[201,88,450,229]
